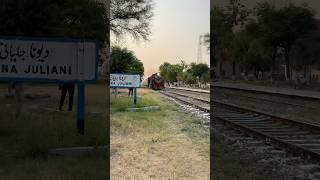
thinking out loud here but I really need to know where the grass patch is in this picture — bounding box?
[0,84,108,179]
[111,89,210,179]
[111,89,169,135]
[0,156,107,180]
[0,107,106,157]
[110,88,164,111]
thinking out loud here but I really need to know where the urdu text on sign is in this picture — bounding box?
[0,37,98,82]
[110,74,141,88]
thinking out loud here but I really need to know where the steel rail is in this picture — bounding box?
[211,85,320,101]
[160,89,320,161]
[159,91,209,113]
[212,100,320,161]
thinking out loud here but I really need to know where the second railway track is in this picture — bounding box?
[163,87,320,162]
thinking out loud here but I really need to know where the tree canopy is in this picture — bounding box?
[110,46,144,77]
[212,1,319,82]
[159,62,183,83]
[110,0,154,40]
[0,0,108,44]
[159,62,210,85]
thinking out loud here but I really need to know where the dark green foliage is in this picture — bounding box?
[110,46,144,76]
[212,0,250,77]
[190,63,210,83]
[211,6,233,60]
[291,32,320,73]
[0,0,108,44]
[159,62,183,83]
[215,1,318,81]
[159,62,210,85]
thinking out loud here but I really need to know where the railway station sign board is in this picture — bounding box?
[110,73,141,88]
[0,37,99,82]
[0,36,100,135]
[110,73,140,104]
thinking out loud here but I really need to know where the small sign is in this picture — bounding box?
[110,74,140,88]
[0,37,98,82]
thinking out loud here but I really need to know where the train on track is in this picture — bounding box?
[147,73,165,90]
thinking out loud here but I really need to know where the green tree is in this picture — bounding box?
[244,39,271,78]
[291,31,320,80]
[170,64,183,83]
[159,62,183,84]
[183,70,196,84]
[251,2,281,81]
[102,0,154,76]
[0,0,109,115]
[253,2,316,81]
[230,30,251,76]
[159,62,171,83]
[110,46,144,76]
[228,0,250,78]
[277,4,316,80]
[211,7,233,78]
[0,0,108,42]
[190,63,210,85]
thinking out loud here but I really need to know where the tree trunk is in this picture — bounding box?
[211,42,216,80]
[303,64,308,85]
[284,48,291,81]
[13,83,24,117]
[232,61,236,80]
[219,61,223,80]
[270,47,277,84]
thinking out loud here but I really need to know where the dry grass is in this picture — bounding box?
[111,88,209,179]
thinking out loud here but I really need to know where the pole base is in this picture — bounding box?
[77,120,84,135]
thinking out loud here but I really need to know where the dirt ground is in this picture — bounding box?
[110,89,210,179]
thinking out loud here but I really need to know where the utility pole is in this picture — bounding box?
[197,35,204,64]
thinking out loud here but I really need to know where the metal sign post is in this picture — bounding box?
[77,42,86,135]
[133,87,137,104]
[77,82,85,135]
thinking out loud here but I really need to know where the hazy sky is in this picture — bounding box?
[112,0,210,78]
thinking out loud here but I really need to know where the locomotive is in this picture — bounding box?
[147,73,165,90]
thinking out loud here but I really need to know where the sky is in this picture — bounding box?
[111,0,210,78]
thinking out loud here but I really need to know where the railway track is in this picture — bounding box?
[212,101,320,161]
[212,86,320,110]
[212,85,320,101]
[160,90,209,113]
[163,87,320,162]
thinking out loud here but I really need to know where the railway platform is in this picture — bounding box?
[212,81,320,100]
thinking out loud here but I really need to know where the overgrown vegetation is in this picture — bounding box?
[0,0,108,43]
[111,89,167,134]
[110,46,144,77]
[0,84,107,179]
[159,61,210,87]
[212,0,319,83]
